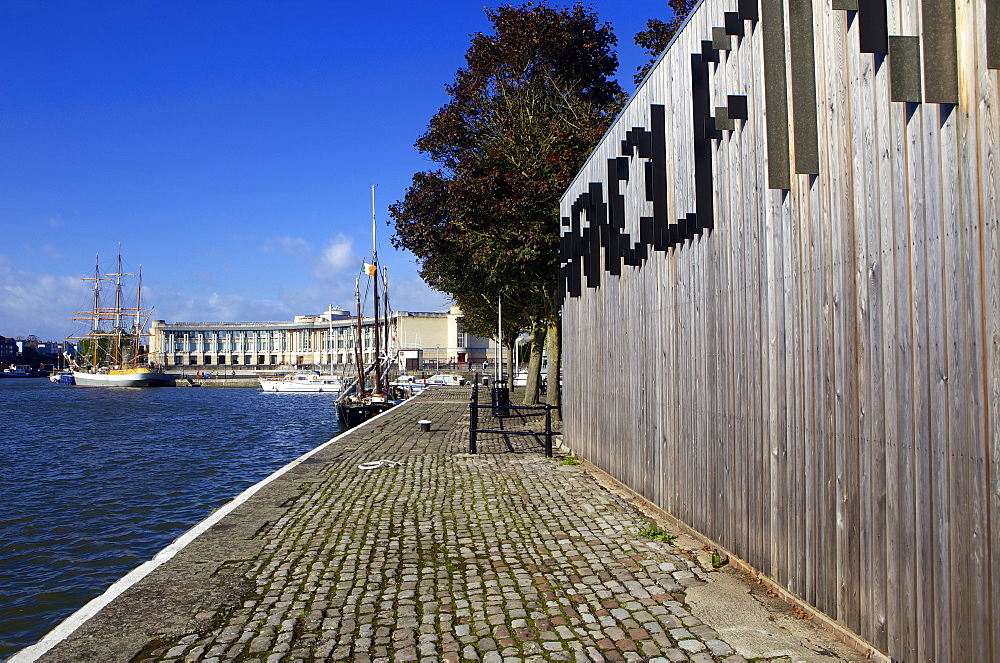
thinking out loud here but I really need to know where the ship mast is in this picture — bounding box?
[134,265,143,364]
[382,266,391,362]
[328,302,334,374]
[114,249,124,365]
[354,277,365,394]
[73,254,109,369]
[89,254,102,367]
[113,248,123,332]
[371,185,383,396]
[90,255,101,333]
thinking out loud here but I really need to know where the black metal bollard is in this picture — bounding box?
[469,387,478,454]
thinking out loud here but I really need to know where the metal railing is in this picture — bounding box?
[468,383,554,457]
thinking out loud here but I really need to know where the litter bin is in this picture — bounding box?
[491,380,510,417]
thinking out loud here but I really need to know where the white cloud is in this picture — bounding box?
[262,235,309,256]
[0,256,91,341]
[154,290,293,324]
[386,274,451,313]
[0,248,449,343]
[205,292,248,320]
[314,234,356,278]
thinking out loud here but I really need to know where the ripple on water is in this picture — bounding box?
[0,381,340,659]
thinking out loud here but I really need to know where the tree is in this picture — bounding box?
[633,0,699,85]
[391,1,625,406]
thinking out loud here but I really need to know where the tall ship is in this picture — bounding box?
[67,249,171,387]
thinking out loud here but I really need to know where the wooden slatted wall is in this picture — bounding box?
[558,0,999,659]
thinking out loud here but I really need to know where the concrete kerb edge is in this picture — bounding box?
[9,398,403,663]
[577,457,891,663]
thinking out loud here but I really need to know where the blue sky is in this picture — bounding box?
[0,0,670,342]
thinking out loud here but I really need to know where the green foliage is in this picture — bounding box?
[637,523,677,544]
[559,456,580,465]
[390,2,625,342]
[633,0,699,85]
[77,337,112,365]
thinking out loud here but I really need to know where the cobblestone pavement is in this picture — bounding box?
[38,387,863,662]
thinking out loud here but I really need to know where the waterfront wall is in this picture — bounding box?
[559,0,999,660]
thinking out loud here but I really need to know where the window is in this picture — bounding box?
[457,324,466,348]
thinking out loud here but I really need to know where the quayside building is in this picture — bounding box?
[148,306,492,372]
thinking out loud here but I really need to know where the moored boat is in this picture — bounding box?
[1,365,49,378]
[335,186,397,429]
[389,374,428,397]
[424,373,465,386]
[49,370,75,385]
[67,249,170,388]
[72,366,168,387]
[259,371,344,393]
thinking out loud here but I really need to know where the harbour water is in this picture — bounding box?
[0,380,341,659]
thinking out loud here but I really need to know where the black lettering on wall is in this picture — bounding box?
[647,105,670,250]
[761,0,791,189]
[558,0,973,305]
[725,12,745,36]
[989,0,999,69]
[713,27,733,51]
[728,95,749,120]
[858,0,889,53]
[789,0,820,174]
[889,36,923,102]
[691,53,716,234]
[557,7,764,300]
[715,108,736,131]
[606,158,624,275]
[701,40,719,63]
[738,0,758,21]
[922,0,959,102]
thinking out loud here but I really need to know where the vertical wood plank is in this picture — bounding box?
[556,0,1000,657]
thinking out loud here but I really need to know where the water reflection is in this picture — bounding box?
[0,381,339,658]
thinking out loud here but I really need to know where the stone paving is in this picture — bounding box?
[37,387,864,662]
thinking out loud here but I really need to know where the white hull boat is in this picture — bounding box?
[259,372,343,393]
[73,367,171,387]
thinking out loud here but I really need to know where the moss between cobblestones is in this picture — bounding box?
[40,389,860,662]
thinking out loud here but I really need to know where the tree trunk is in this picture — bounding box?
[545,316,561,422]
[523,323,546,404]
[504,341,515,382]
